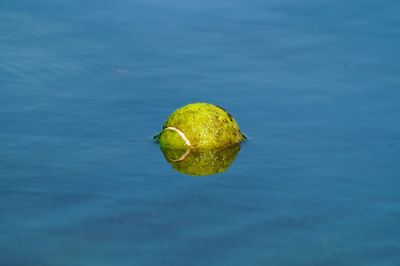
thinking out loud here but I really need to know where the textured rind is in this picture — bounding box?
[159,103,244,150]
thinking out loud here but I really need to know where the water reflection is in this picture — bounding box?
[160,144,241,176]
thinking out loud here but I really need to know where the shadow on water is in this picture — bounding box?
[160,144,241,176]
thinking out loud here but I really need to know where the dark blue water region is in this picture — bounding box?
[1,0,399,265]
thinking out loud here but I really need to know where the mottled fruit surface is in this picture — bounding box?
[157,103,245,150]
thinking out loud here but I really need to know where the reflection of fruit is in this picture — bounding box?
[155,103,245,150]
[161,144,241,176]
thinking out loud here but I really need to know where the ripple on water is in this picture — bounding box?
[0,10,103,88]
[0,11,66,42]
[0,46,91,88]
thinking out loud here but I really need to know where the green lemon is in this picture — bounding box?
[161,144,241,176]
[155,103,245,150]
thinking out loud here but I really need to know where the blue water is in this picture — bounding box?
[1,0,399,265]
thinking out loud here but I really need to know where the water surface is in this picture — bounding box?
[1,0,399,265]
